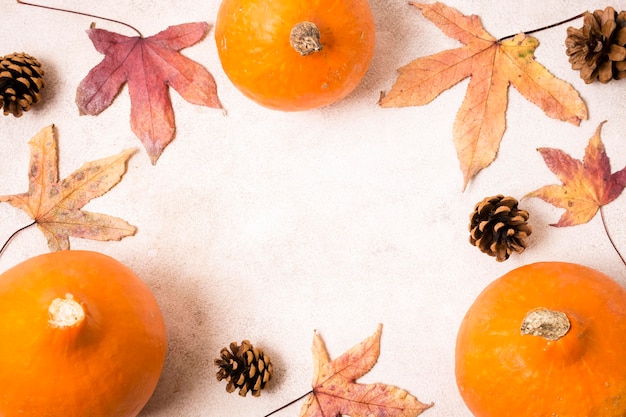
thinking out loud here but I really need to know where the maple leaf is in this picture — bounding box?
[379,2,588,190]
[299,324,433,417]
[525,121,626,227]
[0,125,137,251]
[76,22,222,164]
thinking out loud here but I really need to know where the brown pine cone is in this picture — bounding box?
[215,340,273,397]
[469,195,531,262]
[565,7,626,83]
[0,52,45,117]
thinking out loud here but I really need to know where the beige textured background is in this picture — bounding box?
[2,0,626,416]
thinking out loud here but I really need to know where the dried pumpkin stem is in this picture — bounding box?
[290,22,322,56]
[48,293,85,328]
[520,308,570,341]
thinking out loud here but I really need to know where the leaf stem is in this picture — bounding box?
[497,12,585,42]
[16,0,143,37]
[262,390,313,417]
[600,206,626,269]
[0,221,36,259]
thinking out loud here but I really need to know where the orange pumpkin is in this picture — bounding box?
[215,0,376,111]
[456,262,626,417]
[0,250,167,417]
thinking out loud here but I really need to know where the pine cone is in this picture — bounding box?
[215,340,273,397]
[469,195,531,262]
[0,52,45,117]
[565,7,626,83]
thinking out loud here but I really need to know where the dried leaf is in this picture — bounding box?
[525,121,626,226]
[0,125,137,251]
[379,2,588,189]
[76,22,222,164]
[300,324,433,417]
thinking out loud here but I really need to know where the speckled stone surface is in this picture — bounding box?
[1,1,625,416]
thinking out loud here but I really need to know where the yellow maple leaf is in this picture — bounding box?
[379,2,588,190]
[0,125,137,251]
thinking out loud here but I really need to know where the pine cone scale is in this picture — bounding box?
[617,27,626,44]
[508,216,529,226]
[601,20,616,38]
[608,44,626,61]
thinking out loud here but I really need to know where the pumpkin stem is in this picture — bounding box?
[48,293,85,328]
[290,22,322,56]
[520,308,570,341]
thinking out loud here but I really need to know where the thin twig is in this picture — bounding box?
[600,206,626,268]
[16,0,143,37]
[262,390,313,417]
[497,12,585,42]
[0,221,36,259]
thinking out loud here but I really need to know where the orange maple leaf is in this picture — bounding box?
[0,125,137,251]
[525,121,626,227]
[299,324,433,417]
[379,2,588,190]
[76,22,222,164]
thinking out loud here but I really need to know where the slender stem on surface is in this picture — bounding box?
[600,206,626,268]
[0,221,36,259]
[497,12,585,42]
[262,390,313,417]
[16,0,143,37]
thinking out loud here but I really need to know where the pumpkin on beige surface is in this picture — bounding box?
[215,0,376,111]
[456,262,626,417]
[0,250,166,417]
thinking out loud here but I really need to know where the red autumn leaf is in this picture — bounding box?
[76,22,222,164]
[0,125,137,251]
[526,121,626,226]
[299,324,433,417]
[379,2,588,190]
